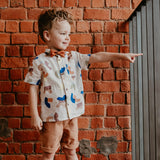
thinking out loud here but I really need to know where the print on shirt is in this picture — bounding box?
[44,85,52,93]
[44,97,53,108]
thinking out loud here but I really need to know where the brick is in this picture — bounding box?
[99,93,112,104]
[79,130,95,141]
[28,8,43,20]
[0,33,10,44]
[0,20,5,32]
[95,81,120,92]
[106,0,117,7]
[24,0,36,7]
[66,8,83,20]
[91,118,103,129]
[8,143,20,154]
[116,141,128,152]
[92,46,105,53]
[39,0,49,7]
[84,105,104,116]
[82,154,106,160]
[21,143,33,153]
[113,59,130,68]
[12,33,38,44]
[78,117,89,129]
[112,9,133,20]
[126,93,131,104]
[22,118,31,129]
[96,130,123,140]
[22,46,35,57]
[13,81,29,92]
[78,46,91,54]
[81,70,88,80]
[124,33,129,44]
[0,69,9,80]
[104,117,116,128]
[85,92,98,104]
[83,81,93,92]
[84,9,110,20]
[123,129,132,140]
[14,130,40,142]
[16,93,29,105]
[0,143,7,153]
[0,94,1,104]
[6,46,20,57]
[10,69,22,80]
[1,8,27,20]
[2,93,15,105]
[132,0,141,8]
[116,69,129,80]
[70,33,92,45]
[77,21,90,33]
[35,143,43,154]
[0,0,8,7]
[34,21,38,32]
[20,21,33,32]
[0,106,23,117]
[94,33,103,45]
[120,46,129,53]
[78,0,91,7]
[0,82,12,92]
[65,0,77,7]
[1,58,28,68]
[129,141,132,152]
[106,46,119,52]
[10,0,23,7]
[103,33,123,45]
[113,92,125,104]
[118,117,130,128]
[109,153,132,160]
[35,45,47,55]
[51,0,63,8]
[119,0,130,8]
[2,155,25,160]
[27,155,43,160]
[0,46,5,57]
[89,69,101,81]
[104,21,117,32]
[121,81,130,92]
[8,118,20,129]
[91,21,103,32]
[107,105,131,116]
[103,69,115,80]
[92,0,104,7]
[118,21,129,32]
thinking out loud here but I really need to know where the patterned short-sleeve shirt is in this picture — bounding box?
[24,49,91,122]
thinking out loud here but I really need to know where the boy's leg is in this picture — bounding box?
[61,118,79,160]
[63,148,78,160]
[42,152,55,160]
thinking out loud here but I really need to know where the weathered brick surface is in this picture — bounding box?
[0,0,137,158]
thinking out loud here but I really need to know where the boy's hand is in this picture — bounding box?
[31,116,43,131]
[125,53,143,63]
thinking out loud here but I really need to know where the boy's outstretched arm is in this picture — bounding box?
[29,84,43,131]
[89,52,143,64]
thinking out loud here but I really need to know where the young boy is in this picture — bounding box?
[24,9,142,160]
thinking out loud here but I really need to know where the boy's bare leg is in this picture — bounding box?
[42,152,55,160]
[63,148,78,160]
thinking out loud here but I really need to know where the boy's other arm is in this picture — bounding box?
[29,84,43,130]
[89,52,143,64]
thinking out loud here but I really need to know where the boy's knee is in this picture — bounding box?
[42,152,55,160]
[63,148,76,156]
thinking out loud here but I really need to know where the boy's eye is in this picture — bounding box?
[60,33,66,35]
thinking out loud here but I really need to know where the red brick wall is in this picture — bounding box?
[0,0,137,159]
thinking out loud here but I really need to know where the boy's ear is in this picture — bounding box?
[43,30,50,42]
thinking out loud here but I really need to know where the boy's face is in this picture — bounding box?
[46,20,71,51]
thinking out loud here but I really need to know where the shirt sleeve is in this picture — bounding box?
[24,57,42,85]
[77,52,91,70]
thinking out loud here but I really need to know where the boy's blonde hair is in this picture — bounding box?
[38,9,73,42]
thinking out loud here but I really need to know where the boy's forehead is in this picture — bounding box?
[52,20,70,30]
